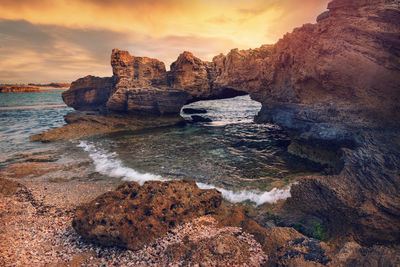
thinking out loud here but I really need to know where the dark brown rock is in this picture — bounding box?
[62,75,114,111]
[72,180,222,250]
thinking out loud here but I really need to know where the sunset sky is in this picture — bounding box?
[0,0,330,83]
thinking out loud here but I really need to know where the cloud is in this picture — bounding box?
[0,0,331,82]
[0,19,239,83]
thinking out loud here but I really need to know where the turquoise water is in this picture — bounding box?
[79,96,323,193]
[0,92,322,201]
[0,90,72,157]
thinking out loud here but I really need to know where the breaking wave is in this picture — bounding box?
[78,141,292,205]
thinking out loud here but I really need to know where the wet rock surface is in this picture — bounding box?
[72,180,222,250]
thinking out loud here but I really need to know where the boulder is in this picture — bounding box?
[62,75,114,111]
[72,180,222,250]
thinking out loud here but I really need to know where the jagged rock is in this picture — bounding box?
[168,51,247,102]
[111,49,168,88]
[62,75,114,111]
[168,51,215,101]
[72,180,222,250]
[106,49,188,115]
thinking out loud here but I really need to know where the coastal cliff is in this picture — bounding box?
[34,0,400,248]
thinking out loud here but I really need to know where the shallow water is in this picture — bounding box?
[0,90,72,158]
[0,92,323,204]
[79,96,323,194]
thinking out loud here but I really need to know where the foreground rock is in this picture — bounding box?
[72,180,222,250]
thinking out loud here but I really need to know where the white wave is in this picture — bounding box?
[196,182,292,206]
[78,141,292,205]
[78,141,164,185]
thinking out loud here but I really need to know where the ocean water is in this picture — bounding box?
[0,92,322,205]
[0,90,72,158]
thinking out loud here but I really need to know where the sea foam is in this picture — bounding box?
[78,141,292,205]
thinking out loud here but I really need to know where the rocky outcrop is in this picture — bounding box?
[62,49,248,116]
[30,111,184,142]
[62,76,114,111]
[72,180,222,250]
[106,49,189,115]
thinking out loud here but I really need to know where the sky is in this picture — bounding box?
[0,0,330,83]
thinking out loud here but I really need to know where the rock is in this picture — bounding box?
[182,108,207,114]
[30,111,184,142]
[106,49,189,115]
[72,180,222,250]
[168,51,213,98]
[0,177,27,197]
[334,242,400,266]
[191,115,212,123]
[107,87,188,115]
[62,76,114,111]
[111,48,168,88]
[274,237,333,266]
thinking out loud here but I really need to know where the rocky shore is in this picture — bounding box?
[2,0,397,265]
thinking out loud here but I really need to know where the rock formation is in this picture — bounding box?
[72,180,222,250]
[62,76,114,111]
[46,0,400,247]
[62,49,248,116]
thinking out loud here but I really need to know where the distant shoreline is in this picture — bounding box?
[0,83,70,93]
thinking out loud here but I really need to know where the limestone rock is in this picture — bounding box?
[111,48,168,87]
[62,75,114,111]
[168,51,215,101]
[72,180,222,250]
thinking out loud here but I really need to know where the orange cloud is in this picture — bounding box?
[0,0,330,82]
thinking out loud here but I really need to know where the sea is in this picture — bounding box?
[0,90,323,205]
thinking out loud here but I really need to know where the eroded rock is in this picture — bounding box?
[62,76,114,111]
[72,180,222,250]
